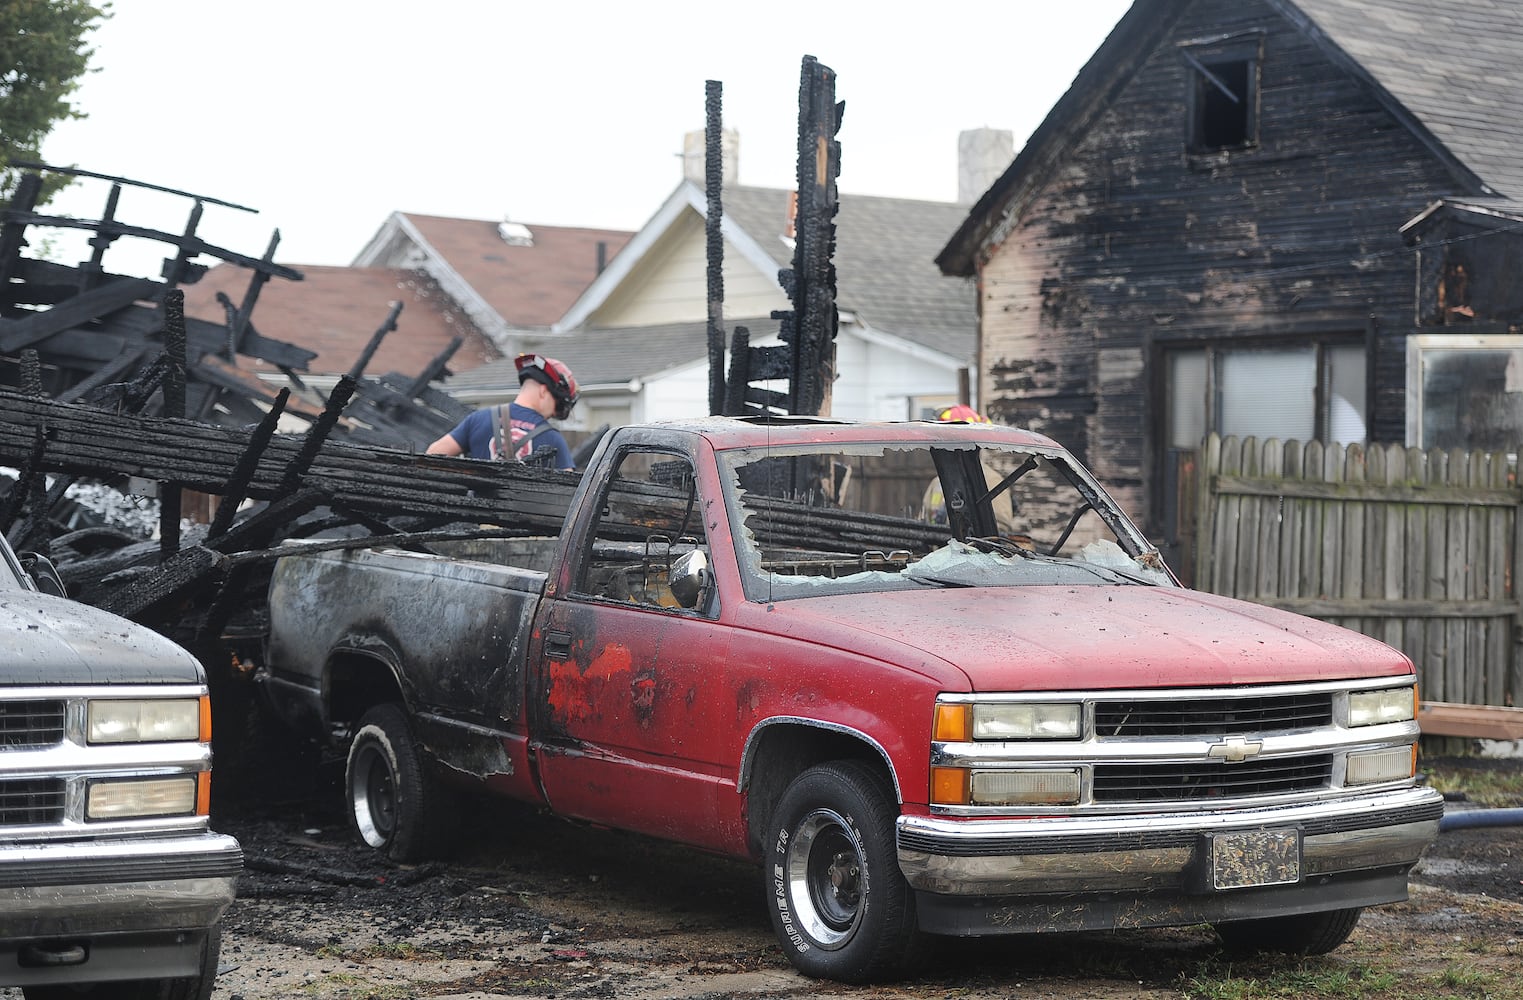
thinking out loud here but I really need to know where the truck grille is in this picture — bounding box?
[1094,693,1333,737]
[0,778,66,825]
[0,700,66,748]
[1093,754,1333,801]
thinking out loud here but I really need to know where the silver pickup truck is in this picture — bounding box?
[0,534,241,999]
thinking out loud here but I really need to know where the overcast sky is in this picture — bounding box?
[37,0,1133,278]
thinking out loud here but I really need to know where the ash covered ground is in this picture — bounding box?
[190,743,1523,1000]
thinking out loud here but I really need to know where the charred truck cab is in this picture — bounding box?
[0,535,239,999]
[263,417,1441,983]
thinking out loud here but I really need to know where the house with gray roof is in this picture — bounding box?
[938,0,1523,569]
[446,171,981,434]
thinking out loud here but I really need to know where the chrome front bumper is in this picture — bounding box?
[0,832,242,940]
[898,786,1442,898]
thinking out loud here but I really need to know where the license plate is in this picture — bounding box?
[1210,829,1301,890]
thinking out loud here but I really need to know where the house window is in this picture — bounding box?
[1406,335,1523,450]
[1166,342,1366,449]
[1182,35,1262,153]
[909,395,960,421]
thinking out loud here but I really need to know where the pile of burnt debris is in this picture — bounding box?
[1,53,844,681]
[0,164,572,672]
[1,163,477,445]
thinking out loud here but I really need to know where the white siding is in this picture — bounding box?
[833,325,964,421]
[592,213,788,328]
[633,326,965,423]
[641,361,712,422]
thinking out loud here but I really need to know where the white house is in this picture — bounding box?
[442,132,1009,432]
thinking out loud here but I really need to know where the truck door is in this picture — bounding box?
[530,445,734,848]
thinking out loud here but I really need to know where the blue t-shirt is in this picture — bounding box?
[447,404,574,469]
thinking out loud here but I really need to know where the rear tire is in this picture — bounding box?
[1214,906,1363,955]
[22,924,220,1000]
[764,760,924,983]
[344,703,454,862]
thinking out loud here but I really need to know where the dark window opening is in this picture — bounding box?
[1195,59,1252,149]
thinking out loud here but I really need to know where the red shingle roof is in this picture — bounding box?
[180,264,500,378]
[401,214,633,328]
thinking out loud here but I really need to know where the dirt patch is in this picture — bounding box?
[189,748,1523,999]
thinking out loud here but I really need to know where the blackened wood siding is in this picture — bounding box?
[978,0,1467,535]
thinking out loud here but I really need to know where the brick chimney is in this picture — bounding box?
[958,128,1014,205]
[682,128,739,189]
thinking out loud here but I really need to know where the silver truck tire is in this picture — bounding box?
[345,703,452,862]
[1214,906,1363,955]
[765,760,925,983]
[21,924,220,1000]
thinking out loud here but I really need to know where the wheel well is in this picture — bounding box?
[326,653,405,732]
[743,723,897,857]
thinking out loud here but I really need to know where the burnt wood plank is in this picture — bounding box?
[0,277,159,352]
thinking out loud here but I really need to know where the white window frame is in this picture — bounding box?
[1405,333,1523,448]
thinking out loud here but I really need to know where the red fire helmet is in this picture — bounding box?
[937,404,989,423]
[515,353,580,420]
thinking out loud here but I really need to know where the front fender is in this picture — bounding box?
[739,717,902,803]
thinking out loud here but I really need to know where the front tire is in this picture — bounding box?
[765,760,923,983]
[344,703,453,862]
[1214,906,1363,955]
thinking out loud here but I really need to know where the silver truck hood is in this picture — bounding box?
[0,590,203,685]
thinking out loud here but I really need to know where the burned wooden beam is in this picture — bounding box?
[160,290,188,559]
[96,543,227,621]
[0,173,42,300]
[0,277,159,354]
[0,389,581,532]
[784,55,842,417]
[705,79,727,416]
[226,229,283,354]
[346,302,404,382]
[718,57,841,419]
[208,388,290,540]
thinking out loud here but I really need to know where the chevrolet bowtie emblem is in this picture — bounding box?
[1208,736,1264,763]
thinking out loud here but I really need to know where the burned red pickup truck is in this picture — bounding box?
[260,417,1441,982]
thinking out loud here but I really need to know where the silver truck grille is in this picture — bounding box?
[0,699,66,748]
[0,778,66,825]
[1093,754,1334,801]
[1094,692,1333,737]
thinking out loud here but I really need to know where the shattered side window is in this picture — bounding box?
[717,440,1173,601]
[572,448,712,612]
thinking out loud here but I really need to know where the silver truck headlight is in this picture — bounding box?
[1348,687,1416,727]
[86,777,198,819]
[1346,746,1417,785]
[88,698,202,744]
[971,768,1082,806]
[973,702,1082,740]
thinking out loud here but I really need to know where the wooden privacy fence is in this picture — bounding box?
[1195,434,1521,714]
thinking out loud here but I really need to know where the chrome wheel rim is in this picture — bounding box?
[350,742,395,847]
[786,807,865,947]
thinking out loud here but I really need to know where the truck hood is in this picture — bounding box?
[748,585,1412,691]
[0,590,203,686]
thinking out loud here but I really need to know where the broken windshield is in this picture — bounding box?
[717,439,1173,601]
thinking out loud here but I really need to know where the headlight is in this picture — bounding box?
[973,703,1082,740]
[930,767,1083,806]
[971,768,1082,806]
[86,777,197,819]
[1348,687,1415,727]
[1346,746,1416,785]
[88,699,202,744]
